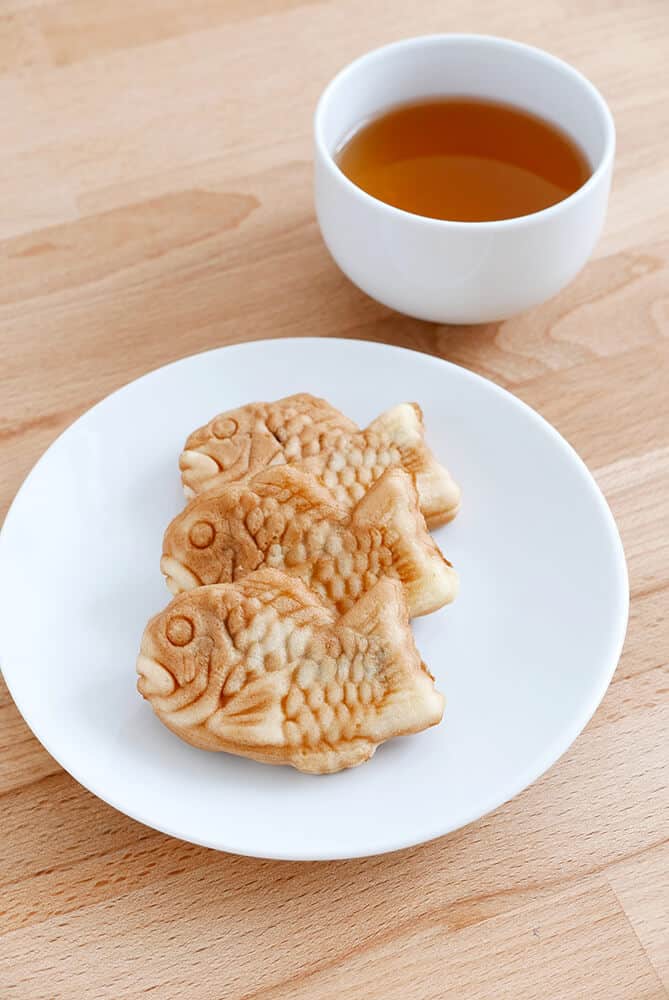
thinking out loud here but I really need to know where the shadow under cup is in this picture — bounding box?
[314,35,615,324]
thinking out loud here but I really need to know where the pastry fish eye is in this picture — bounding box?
[189,520,215,549]
[211,417,238,440]
[166,616,194,647]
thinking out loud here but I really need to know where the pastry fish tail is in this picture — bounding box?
[352,468,458,616]
[367,403,461,528]
[340,579,445,736]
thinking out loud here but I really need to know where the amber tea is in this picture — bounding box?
[335,97,591,222]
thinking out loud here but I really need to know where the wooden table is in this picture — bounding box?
[1,1,667,997]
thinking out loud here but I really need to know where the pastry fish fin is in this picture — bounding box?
[212,671,290,746]
[237,569,337,626]
[339,577,408,639]
[250,466,339,509]
[366,403,461,528]
[351,468,458,615]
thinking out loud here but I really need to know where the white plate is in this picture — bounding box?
[0,339,628,860]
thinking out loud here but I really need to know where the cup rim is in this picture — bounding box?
[314,33,616,231]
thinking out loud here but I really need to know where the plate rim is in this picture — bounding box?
[0,337,630,860]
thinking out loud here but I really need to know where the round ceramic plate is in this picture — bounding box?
[0,339,628,860]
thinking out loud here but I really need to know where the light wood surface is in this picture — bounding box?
[1,1,668,997]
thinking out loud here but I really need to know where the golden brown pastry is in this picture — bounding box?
[137,570,444,773]
[179,393,460,528]
[162,465,457,616]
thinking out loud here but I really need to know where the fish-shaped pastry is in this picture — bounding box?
[179,393,460,528]
[161,466,458,617]
[137,570,444,773]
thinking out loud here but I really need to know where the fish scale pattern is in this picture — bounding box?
[282,656,386,749]
[219,591,386,749]
[265,397,357,464]
[316,432,403,505]
[263,399,404,504]
[237,491,403,613]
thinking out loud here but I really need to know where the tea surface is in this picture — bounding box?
[336,97,591,222]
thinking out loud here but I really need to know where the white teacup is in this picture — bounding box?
[314,35,615,324]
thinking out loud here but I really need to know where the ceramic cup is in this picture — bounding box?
[314,35,615,324]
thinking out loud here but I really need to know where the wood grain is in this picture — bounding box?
[0,0,667,997]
